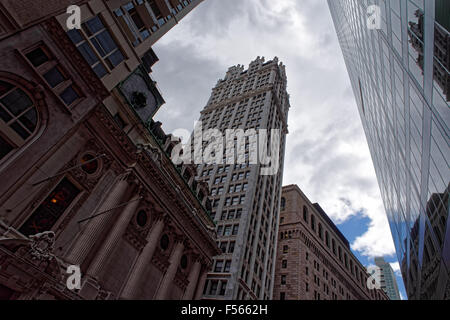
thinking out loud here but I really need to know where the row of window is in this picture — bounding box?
[282,199,368,287]
[217,224,239,237]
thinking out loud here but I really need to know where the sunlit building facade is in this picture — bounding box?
[329,0,449,299]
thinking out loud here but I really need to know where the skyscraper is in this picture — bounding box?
[193,57,290,300]
[375,257,402,300]
[329,0,449,299]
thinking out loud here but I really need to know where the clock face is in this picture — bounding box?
[122,72,158,121]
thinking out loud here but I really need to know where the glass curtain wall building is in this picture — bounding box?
[328,0,449,299]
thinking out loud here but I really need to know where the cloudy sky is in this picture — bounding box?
[151,0,406,299]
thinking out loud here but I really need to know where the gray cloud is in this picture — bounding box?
[152,0,396,259]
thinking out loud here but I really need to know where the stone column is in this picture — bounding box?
[154,238,185,300]
[66,174,130,265]
[194,268,208,300]
[120,215,165,300]
[182,257,202,300]
[86,192,141,278]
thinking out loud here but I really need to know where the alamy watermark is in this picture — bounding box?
[66,265,81,290]
[367,5,382,30]
[66,5,81,30]
[169,121,281,176]
[366,266,382,290]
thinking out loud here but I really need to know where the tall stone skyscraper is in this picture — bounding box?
[375,257,402,300]
[329,1,449,299]
[193,57,290,300]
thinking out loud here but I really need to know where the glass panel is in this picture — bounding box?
[77,42,99,66]
[25,48,49,67]
[10,121,30,139]
[0,88,33,116]
[67,29,84,44]
[18,108,37,132]
[59,86,79,105]
[93,63,107,78]
[84,16,104,36]
[0,135,14,160]
[0,81,13,97]
[43,67,65,88]
[106,50,124,68]
[94,30,118,56]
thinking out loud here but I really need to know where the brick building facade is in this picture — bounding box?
[274,185,389,300]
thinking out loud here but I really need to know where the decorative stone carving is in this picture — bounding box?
[28,231,55,261]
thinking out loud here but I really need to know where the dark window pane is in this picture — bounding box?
[0,81,13,97]
[59,86,79,105]
[91,37,106,57]
[67,29,84,44]
[93,64,107,78]
[95,30,117,56]
[131,12,145,30]
[0,135,14,160]
[84,16,104,36]
[0,106,12,123]
[43,67,65,88]
[107,50,124,68]
[10,121,30,139]
[19,108,37,132]
[25,48,49,67]
[78,42,99,66]
[1,89,33,116]
[19,177,80,236]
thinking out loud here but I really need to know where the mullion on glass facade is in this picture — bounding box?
[329,0,449,300]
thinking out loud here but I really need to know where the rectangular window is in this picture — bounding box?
[228,241,235,253]
[209,281,218,295]
[224,260,231,272]
[19,177,80,236]
[224,225,232,236]
[67,15,124,78]
[24,46,80,107]
[214,260,223,273]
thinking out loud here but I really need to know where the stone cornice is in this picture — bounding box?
[90,106,220,258]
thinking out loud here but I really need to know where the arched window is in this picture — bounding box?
[332,239,336,255]
[280,197,286,211]
[325,231,330,247]
[0,80,38,161]
[318,223,323,240]
[303,206,308,222]
[310,214,316,231]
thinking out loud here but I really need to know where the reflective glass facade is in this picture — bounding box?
[329,0,449,299]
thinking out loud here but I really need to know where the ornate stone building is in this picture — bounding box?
[194,57,290,300]
[273,185,389,300]
[0,0,220,300]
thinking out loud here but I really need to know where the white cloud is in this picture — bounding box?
[152,0,397,260]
